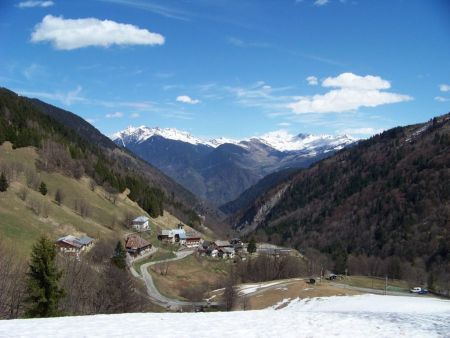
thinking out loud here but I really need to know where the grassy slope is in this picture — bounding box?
[150,255,230,301]
[0,142,214,259]
[336,275,410,291]
[0,143,145,258]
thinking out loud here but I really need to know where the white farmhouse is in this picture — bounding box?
[132,216,150,232]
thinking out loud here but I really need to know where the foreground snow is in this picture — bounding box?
[1,295,449,338]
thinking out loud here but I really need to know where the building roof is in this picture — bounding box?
[125,235,151,250]
[186,231,201,240]
[57,235,82,249]
[133,216,149,223]
[78,236,94,246]
[56,235,93,249]
[214,240,231,247]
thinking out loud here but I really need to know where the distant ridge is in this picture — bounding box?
[113,126,355,206]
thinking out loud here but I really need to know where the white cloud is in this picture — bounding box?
[278,122,291,127]
[322,72,390,90]
[130,112,140,118]
[435,96,449,102]
[31,15,165,50]
[17,1,54,8]
[314,0,329,6]
[440,84,450,92]
[176,95,200,104]
[306,76,318,86]
[106,112,124,118]
[339,127,384,136]
[288,72,412,114]
[19,86,84,106]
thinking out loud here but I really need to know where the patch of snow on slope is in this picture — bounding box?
[1,295,449,338]
[238,281,285,295]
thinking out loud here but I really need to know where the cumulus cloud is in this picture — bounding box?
[31,15,165,50]
[440,84,450,92]
[288,72,412,114]
[106,112,124,118]
[322,73,390,90]
[17,1,54,8]
[176,95,200,104]
[314,0,329,6]
[306,76,318,86]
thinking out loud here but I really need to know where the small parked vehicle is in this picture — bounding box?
[410,287,428,294]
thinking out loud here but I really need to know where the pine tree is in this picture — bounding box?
[112,241,127,269]
[25,236,65,318]
[0,172,8,192]
[247,237,257,254]
[39,181,47,196]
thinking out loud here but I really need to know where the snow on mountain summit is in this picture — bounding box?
[112,126,355,152]
[251,130,355,152]
[112,126,217,147]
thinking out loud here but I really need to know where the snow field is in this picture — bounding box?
[1,294,449,338]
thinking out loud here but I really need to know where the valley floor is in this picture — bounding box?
[1,295,449,338]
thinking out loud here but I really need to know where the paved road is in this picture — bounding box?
[129,247,158,278]
[137,249,218,309]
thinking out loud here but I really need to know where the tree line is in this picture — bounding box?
[0,237,148,319]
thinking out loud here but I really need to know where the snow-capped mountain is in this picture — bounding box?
[112,126,356,206]
[112,126,218,147]
[113,126,354,153]
[253,130,354,153]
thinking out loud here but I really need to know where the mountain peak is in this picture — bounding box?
[112,126,355,153]
[252,130,355,152]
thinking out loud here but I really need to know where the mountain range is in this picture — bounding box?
[0,88,225,235]
[228,113,450,290]
[113,126,355,206]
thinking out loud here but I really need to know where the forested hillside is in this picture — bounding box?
[0,88,220,232]
[233,114,450,294]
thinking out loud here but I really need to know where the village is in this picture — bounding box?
[54,214,297,261]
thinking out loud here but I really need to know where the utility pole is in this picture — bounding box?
[385,275,387,295]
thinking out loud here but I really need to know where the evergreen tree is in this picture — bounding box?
[0,172,8,192]
[112,241,127,269]
[39,181,48,196]
[247,237,257,254]
[25,236,65,318]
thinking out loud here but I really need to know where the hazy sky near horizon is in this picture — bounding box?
[0,0,449,139]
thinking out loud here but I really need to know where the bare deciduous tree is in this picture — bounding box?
[74,199,91,218]
[0,241,26,319]
[18,187,28,201]
[54,188,65,206]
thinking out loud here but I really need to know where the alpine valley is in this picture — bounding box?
[113,126,355,206]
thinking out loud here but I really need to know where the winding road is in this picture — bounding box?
[134,249,217,309]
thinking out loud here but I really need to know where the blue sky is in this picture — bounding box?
[0,0,449,140]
